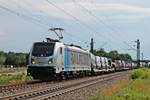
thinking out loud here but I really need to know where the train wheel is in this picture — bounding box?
[61,72,67,80]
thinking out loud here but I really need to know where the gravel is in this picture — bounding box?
[51,71,131,100]
[0,71,131,100]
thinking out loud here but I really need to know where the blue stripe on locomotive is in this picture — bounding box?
[65,47,70,71]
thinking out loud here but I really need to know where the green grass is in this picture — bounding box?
[131,68,150,79]
[0,67,26,74]
[0,67,16,73]
[90,68,150,100]
[0,73,32,85]
[120,79,150,100]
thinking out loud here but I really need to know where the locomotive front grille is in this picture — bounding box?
[27,67,55,78]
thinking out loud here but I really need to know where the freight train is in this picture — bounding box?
[27,38,137,80]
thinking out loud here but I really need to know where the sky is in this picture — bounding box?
[0,0,150,59]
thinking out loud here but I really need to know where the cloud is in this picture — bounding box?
[91,3,150,13]
[0,31,7,41]
[35,1,85,20]
[0,31,5,36]
[36,2,150,21]
[1,0,150,22]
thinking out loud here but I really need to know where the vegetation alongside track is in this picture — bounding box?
[0,67,26,74]
[0,73,32,86]
[0,51,27,67]
[90,68,150,100]
[93,49,132,61]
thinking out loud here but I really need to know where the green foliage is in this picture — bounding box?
[90,68,150,100]
[0,55,6,65]
[93,48,132,61]
[119,54,132,61]
[131,68,150,79]
[108,50,120,60]
[0,51,6,65]
[0,73,32,85]
[119,79,150,100]
[94,48,108,57]
[0,51,28,66]
[90,95,124,100]
[0,67,16,73]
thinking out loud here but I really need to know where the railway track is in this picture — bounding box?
[0,71,131,100]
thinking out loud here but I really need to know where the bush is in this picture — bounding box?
[90,68,150,100]
[131,68,150,79]
[0,73,33,85]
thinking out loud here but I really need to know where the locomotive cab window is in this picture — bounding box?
[32,42,55,57]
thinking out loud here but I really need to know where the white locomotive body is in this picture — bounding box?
[27,41,91,79]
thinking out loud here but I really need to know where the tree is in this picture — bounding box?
[119,53,132,61]
[4,52,27,67]
[93,48,108,57]
[0,55,6,65]
[92,49,132,61]
[108,50,120,60]
[0,51,7,65]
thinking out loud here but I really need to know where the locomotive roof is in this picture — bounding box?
[67,45,89,53]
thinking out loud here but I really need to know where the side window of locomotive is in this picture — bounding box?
[79,54,81,65]
[76,52,78,64]
[70,51,73,64]
[72,52,75,64]
[79,54,82,65]
[60,47,62,54]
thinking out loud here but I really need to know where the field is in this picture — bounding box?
[0,67,32,86]
[90,68,150,100]
[0,67,27,74]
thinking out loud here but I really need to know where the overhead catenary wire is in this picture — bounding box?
[0,1,119,48]
[10,0,100,45]
[0,2,85,45]
[72,0,123,37]
[45,0,116,50]
[71,0,115,42]
[123,41,136,51]
[45,0,109,40]
[0,4,50,29]
[73,0,138,55]
[45,0,123,51]
[28,0,129,52]
[8,0,109,45]
[72,0,119,33]
[87,0,142,53]
[9,0,51,26]
[72,0,131,51]
[0,0,137,55]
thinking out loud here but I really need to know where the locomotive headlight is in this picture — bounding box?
[32,61,35,64]
[31,58,36,64]
[48,61,52,64]
[48,59,52,64]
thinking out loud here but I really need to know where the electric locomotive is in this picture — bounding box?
[27,38,91,79]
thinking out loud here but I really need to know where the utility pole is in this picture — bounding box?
[90,38,94,53]
[136,39,140,67]
[141,53,144,67]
